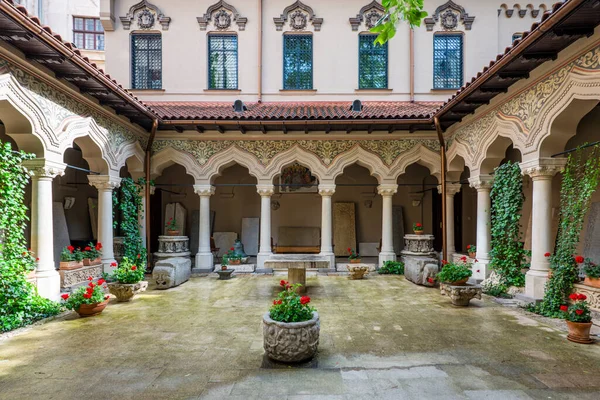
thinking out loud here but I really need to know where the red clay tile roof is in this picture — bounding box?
[146,101,443,121]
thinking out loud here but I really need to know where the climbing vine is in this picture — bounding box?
[536,146,600,317]
[0,141,61,332]
[489,161,528,288]
[113,177,148,263]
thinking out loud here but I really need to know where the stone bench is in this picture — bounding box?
[153,257,192,290]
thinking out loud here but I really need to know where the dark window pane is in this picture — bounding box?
[283,35,313,90]
[358,34,388,89]
[208,35,238,89]
[131,34,162,89]
[433,34,463,89]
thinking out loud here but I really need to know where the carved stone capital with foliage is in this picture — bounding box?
[520,158,566,180]
[23,159,66,179]
[88,175,121,191]
[377,184,398,197]
[193,185,216,197]
[257,184,275,197]
[468,175,494,191]
[439,183,462,196]
[318,184,336,197]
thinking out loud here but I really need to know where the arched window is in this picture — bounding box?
[283,34,313,90]
[358,34,388,89]
[131,33,162,89]
[208,34,238,90]
[433,33,463,90]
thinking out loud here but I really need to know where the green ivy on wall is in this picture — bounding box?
[536,146,600,317]
[489,161,529,288]
[113,177,147,263]
[0,141,61,332]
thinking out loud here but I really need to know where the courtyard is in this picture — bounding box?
[1,274,599,400]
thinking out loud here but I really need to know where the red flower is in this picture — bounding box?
[87,276,93,281]
[97,278,105,285]
[131,266,137,271]
[273,300,277,305]
[544,252,551,258]
[477,270,480,273]
[86,286,94,293]
[83,293,91,299]
[427,277,434,284]
[230,247,234,251]
[460,256,467,262]
[104,295,110,300]
[441,260,448,266]
[285,284,291,290]
[300,296,311,305]
[569,293,578,301]
[85,246,91,251]
[67,245,75,253]
[559,305,568,312]
[61,293,69,300]
[347,248,352,252]
[35,257,39,262]
[111,262,117,267]
[103,285,107,289]
[577,293,587,301]
[575,256,585,264]
[277,300,282,305]
[576,309,584,315]
[22,252,27,256]
[416,223,422,227]
[280,280,288,287]
[95,243,102,250]
[467,245,471,249]
[88,282,95,288]
[137,254,141,258]
[475,259,479,262]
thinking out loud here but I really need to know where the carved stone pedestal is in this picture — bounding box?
[440,283,482,306]
[573,283,600,312]
[401,234,438,287]
[347,265,369,280]
[60,264,103,291]
[153,257,192,289]
[154,236,191,264]
[402,234,435,256]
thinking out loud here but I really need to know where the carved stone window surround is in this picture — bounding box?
[197,1,248,31]
[349,1,386,31]
[424,1,475,31]
[274,1,323,32]
[120,0,171,31]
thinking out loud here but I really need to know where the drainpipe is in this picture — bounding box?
[145,119,159,266]
[434,116,447,261]
[257,0,263,103]
[410,28,415,103]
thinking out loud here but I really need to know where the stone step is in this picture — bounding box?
[264,259,331,270]
[267,254,329,261]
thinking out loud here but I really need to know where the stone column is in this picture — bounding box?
[138,185,155,248]
[521,158,565,299]
[318,184,336,269]
[193,184,215,272]
[23,159,66,301]
[378,184,398,266]
[257,184,274,269]
[468,175,493,280]
[88,175,121,273]
[439,184,462,255]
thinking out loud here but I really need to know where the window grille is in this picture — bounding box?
[73,17,104,50]
[433,34,463,90]
[283,35,313,90]
[131,34,162,90]
[208,35,238,90]
[358,34,388,89]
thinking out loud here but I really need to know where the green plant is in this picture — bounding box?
[113,177,147,263]
[347,247,360,260]
[269,280,315,323]
[436,258,472,283]
[537,146,600,317]
[0,142,61,332]
[83,242,102,260]
[580,258,600,279]
[73,247,85,262]
[111,257,146,284]
[61,277,108,310]
[489,161,529,287]
[378,261,404,275]
[467,244,476,254]
[560,293,592,323]
[165,217,177,231]
[370,0,428,44]
[222,247,241,266]
[413,222,423,232]
[60,245,76,262]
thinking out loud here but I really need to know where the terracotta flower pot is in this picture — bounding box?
[83,257,101,266]
[167,229,180,236]
[566,320,594,344]
[414,230,424,235]
[59,261,84,270]
[76,300,109,318]
[229,259,242,265]
[584,277,600,289]
[263,312,320,362]
[468,252,476,259]
[221,265,228,271]
[349,259,362,264]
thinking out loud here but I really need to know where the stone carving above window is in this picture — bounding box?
[424,1,475,31]
[120,0,171,31]
[274,1,323,32]
[197,1,248,31]
[349,1,386,31]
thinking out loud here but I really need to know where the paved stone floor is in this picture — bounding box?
[1,275,600,400]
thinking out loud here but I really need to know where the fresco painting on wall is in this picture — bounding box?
[279,163,318,193]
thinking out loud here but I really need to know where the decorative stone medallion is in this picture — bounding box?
[290,10,308,30]
[213,9,232,30]
[441,9,458,30]
[364,10,382,29]
[137,9,155,29]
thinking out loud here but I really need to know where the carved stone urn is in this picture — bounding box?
[263,312,320,362]
[107,281,148,302]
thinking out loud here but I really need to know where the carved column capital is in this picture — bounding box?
[468,175,494,191]
[193,184,215,197]
[377,184,398,197]
[88,175,121,191]
[520,158,566,180]
[23,159,66,179]
[438,183,462,196]
[318,184,336,197]
[257,184,275,197]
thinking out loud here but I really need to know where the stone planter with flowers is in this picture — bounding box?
[413,222,423,235]
[437,257,473,286]
[59,245,84,270]
[562,292,594,344]
[61,276,110,317]
[579,257,600,288]
[107,256,148,302]
[263,280,319,362]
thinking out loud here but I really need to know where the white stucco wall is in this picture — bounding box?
[101,0,544,102]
